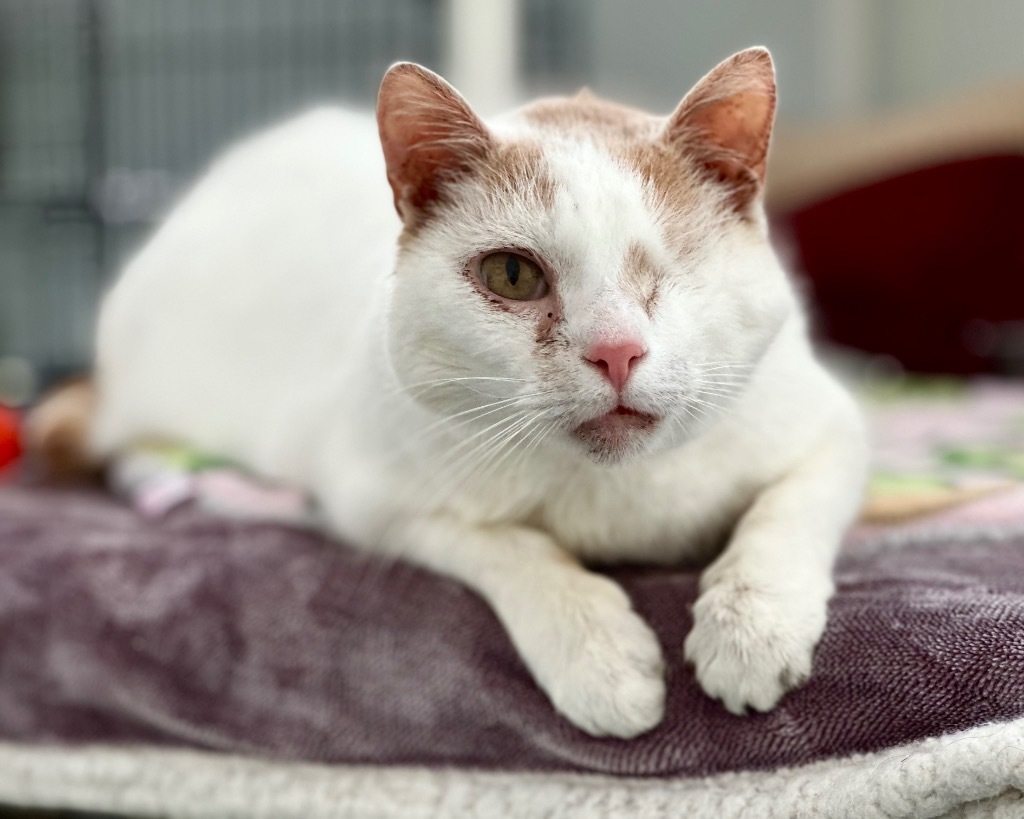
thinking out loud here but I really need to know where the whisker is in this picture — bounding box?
[373,410,553,602]
[689,374,751,384]
[692,391,741,403]
[420,406,536,474]
[467,410,550,488]
[351,398,558,601]
[367,408,538,571]
[514,418,558,473]
[696,361,756,370]
[383,392,555,458]
[402,411,539,524]
[687,393,734,409]
[385,375,531,399]
[678,403,705,425]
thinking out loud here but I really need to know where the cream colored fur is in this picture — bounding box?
[91,49,867,738]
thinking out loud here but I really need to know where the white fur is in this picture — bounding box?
[92,84,867,738]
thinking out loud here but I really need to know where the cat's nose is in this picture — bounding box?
[585,341,646,393]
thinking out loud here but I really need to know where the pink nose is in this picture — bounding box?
[585,341,646,393]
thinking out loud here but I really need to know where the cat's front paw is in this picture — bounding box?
[683,576,828,715]
[535,575,666,738]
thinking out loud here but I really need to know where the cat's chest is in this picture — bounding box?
[532,436,762,566]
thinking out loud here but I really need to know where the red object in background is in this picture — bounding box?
[0,405,22,472]
[777,155,1024,374]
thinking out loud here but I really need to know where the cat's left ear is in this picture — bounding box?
[663,47,776,212]
[377,63,492,222]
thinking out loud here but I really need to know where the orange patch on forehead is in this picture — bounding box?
[519,91,703,206]
[398,137,557,247]
[521,91,724,259]
[626,141,713,259]
[481,140,557,210]
[520,94,661,142]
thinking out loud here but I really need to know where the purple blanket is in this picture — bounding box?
[3,483,1024,783]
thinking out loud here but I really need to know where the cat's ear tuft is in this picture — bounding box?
[663,47,776,213]
[377,63,492,221]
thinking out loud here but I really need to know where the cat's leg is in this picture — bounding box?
[684,414,867,714]
[390,518,666,738]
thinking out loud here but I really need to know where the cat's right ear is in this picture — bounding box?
[377,63,492,222]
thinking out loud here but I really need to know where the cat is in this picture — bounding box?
[68,46,866,738]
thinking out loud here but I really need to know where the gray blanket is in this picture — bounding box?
[2,484,1024,786]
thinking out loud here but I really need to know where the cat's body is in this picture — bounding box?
[87,49,867,738]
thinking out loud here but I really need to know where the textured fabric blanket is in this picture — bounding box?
[2,486,1024,817]
[2,377,1024,817]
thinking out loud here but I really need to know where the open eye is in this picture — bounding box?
[479,252,549,301]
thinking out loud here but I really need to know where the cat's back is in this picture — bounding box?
[93,106,400,469]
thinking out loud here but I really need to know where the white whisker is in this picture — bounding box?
[387,375,530,397]
[383,392,556,459]
[468,410,550,487]
[405,411,539,520]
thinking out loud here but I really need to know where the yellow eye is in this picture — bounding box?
[480,252,548,301]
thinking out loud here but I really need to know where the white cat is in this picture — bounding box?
[85,47,867,738]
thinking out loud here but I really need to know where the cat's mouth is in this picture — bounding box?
[572,405,660,460]
[609,405,652,419]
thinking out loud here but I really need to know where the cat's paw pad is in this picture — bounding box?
[683,579,825,715]
[542,578,666,738]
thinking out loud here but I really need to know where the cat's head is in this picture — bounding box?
[377,48,796,466]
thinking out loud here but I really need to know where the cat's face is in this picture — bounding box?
[379,49,795,465]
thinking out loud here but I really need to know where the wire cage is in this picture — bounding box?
[0,0,588,396]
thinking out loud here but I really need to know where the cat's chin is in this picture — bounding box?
[571,406,660,464]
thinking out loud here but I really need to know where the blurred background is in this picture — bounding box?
[1,0,1023,405]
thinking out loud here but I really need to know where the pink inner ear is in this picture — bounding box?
[687,92,774,181]
[664,49,777,199]
[377,64,491,220]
